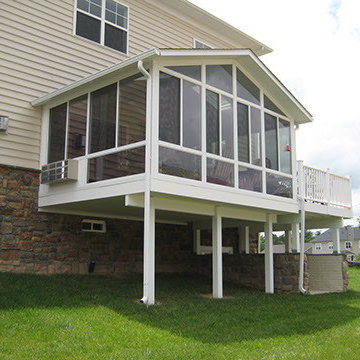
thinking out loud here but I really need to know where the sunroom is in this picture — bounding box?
[32,49,352,304]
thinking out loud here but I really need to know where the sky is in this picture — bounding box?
[189,0,360,224]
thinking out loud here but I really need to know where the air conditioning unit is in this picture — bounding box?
[41,159,78,184]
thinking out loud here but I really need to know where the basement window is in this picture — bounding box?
[75,0,129,54]
[81,219,106,233]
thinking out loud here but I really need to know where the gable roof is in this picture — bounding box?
[146,0,272,56]
[311,227,360,243]
[31,48,312,125]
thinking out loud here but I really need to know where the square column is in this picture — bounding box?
[291,223,300,253]
[264,215,274,294]
[142,192,155,305]
[285,230,292,253]
[332,227,341,254]
[212,209,223,299]
[238,225,250,254]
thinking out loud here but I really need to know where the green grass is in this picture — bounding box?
[0,268,360,360]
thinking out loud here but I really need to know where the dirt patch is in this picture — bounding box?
[199,293,235,299]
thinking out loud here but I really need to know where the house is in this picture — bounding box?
[0,0,353,304]
[311,226,360,262]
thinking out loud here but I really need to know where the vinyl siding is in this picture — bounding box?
[0,0,246,170]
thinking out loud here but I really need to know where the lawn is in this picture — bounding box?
[0,268,359,360]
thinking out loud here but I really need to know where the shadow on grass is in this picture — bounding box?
[0,271,359,345]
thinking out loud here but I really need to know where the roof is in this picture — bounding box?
[146,0,272,56]
[312,227,360,243]
[31,48,313,125]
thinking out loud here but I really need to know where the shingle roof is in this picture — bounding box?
[311,227,360,243]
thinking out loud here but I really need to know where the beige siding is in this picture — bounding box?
[0,0,245,170]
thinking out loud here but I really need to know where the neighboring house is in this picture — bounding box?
[311,226,360,262]
[0,0,353,304]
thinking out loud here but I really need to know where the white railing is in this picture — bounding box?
[297,161,352,209]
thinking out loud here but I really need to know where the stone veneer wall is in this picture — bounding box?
[196,253,307,293]
[0,165,195,275]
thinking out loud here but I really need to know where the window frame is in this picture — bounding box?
[315,243,322,250]
[345,241,352,249]
[73,0,129,55]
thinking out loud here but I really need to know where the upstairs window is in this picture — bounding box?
[75,0,129,54]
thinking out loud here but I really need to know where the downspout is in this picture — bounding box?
[298,160,307,294]
[138,61,152,305]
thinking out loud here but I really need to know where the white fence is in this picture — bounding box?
[297,161,352,209]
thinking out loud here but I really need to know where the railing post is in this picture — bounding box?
[325,168,330,207]
[297,160,305,199]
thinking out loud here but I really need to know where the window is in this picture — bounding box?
[315,243,322,250]
[75,0,129,54]
[194,39,212,49]
[159,72,201,150]
[48,103,67,163]
[345,241,352,249]
[329,242,334,250]
[47,73,146,184]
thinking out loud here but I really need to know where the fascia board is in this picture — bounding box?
[31,49,160,107]
[145,0,272,56]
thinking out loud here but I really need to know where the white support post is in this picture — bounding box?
[285,230,292,253]
[291,223,300,253]
[212,209,223,299]
[238,225,250,254]
[142,192,155,306]
[193,228,201,255]
[264,215,274,294]
[332,227,341,254]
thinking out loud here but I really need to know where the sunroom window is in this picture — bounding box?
[47,73,146,183]
[157,63,294,199]
[75,0,128,54]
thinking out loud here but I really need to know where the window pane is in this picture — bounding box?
[116,15,127,28]
[106,0,116,12]
[89,83,117,153]
[48,103,67,163]
[237,102,249,163]
[159,72,180,145]
[264,95,285,116]
[105,10,116,24]
[265,113,278,170]
[206,65,232,94]
[183,80,201,150]
[159,147,201,181]
[236,68,260,105]
[104,24,127,53]
[119,74,146,146]
[166,66,201,81]
[207,158,234,187]
[89,3,101,17]
[116,2,128,17]
[266,173,292,198]
[250,107,262,166]
[279,119,292,174]
[221,96,233,159]
[68,95,87,159]
[78,0,89,12]
[239,166,262,193]
[206,90,219,155]
[76,12,101,43]
[88,147,145,183]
